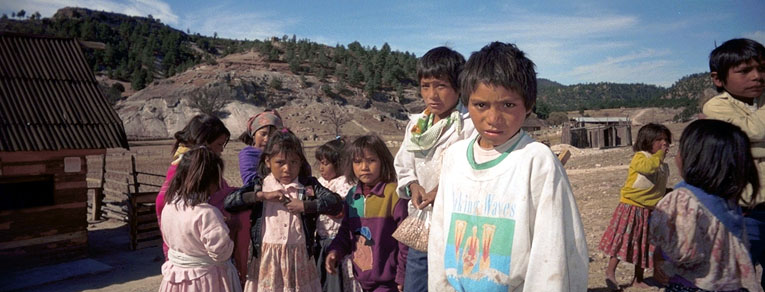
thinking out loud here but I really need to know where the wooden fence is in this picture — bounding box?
[87,154,165,250]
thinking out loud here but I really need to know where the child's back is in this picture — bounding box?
[159,147,241,292]
[650,119,762,292]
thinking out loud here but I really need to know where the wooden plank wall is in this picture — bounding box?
[0,149,102,271]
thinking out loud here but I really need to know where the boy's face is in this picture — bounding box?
[420,76,459,118]
[468,83,530,149]
[712,59,765,99]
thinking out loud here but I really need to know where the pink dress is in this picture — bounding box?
[244,174,321,292]
[159,202,241,292]
[156,163,251,285]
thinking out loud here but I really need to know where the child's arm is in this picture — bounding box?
[224,178,284,212]
[703,98,765,141]
[200,207,235,263]
[631,150,666,175]
[393,197,410,288]
[299,176,343,216]
[394,120,419,200]
[326,197,353,272]
[524,153,589,291]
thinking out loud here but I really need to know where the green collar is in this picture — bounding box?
[467,132,525,170]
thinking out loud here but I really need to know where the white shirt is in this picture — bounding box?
[428,134,589,291]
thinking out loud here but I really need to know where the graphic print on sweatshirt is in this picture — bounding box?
[445,191,516,292]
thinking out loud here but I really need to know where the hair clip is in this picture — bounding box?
[335,136,342,140]
[280,128,289,133]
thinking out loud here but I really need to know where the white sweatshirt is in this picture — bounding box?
[428,133,589,292]
[394,105,476,200]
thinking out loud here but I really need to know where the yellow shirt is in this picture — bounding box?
[620,150,669,208]
[703,92,765,206]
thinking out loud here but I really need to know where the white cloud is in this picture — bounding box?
[3,0,178,24]
[181,6,294,41]
[561,49,678,86]
[743,31,765,45]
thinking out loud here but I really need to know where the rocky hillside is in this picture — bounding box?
[116,50,417,140]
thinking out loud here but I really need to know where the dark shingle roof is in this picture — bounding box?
[0,33,129,151]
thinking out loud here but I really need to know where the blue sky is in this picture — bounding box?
[3,0,764,87]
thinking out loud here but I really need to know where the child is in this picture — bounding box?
[238,110,283,184]
[314,137,362,292]
[393,46,476,292]
[326,135,409,292]
[155,114,250,285]
[649,119,762,292]
[427,42,588,291]
[702,38,765,284]
[159,147,241,292]
[224,129,343,292]
[599,123,671,290]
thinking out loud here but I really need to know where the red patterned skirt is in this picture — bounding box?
[599,202,654,268]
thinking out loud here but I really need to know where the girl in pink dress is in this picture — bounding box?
[224,129,344,292]
[155,114,251,285]
[159,147,241,292]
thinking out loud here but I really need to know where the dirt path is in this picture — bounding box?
[350,119,371,133]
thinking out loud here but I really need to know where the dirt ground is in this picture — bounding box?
[28,121,694,291]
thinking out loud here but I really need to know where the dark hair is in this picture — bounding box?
[238,125,276,146]
[172,114,231,154]
[417,46,466,91]
[315,137,347,175]
[678,119,760,206]
[633,123,672,152]
[460,42,537,110]
[165,147,224,207]
[257,129,311,179]
[344,135,396,185]
[709,38,765,92]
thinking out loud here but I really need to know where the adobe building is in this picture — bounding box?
[561,117,632,149]
[0,33,128,271]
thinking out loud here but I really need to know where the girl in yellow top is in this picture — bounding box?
[599,123,671,290]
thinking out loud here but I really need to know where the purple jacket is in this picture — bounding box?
[328,181,409,289]
[238,146,261,184]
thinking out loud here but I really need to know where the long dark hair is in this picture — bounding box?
[678,119,759,206]
[165,147,224,207]
[257,129,311,179]
[172,114,231,154]
[344,135,396,185]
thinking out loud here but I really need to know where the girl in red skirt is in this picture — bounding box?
[599,123,671,290]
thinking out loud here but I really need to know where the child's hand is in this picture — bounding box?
[325,251,338,274]
[418,186,438,209]
[258,190,285,201]
[398,284,403,292]
[409,182,427,209]
[284,197,305,213]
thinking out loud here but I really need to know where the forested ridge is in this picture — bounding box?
[1,7,715,121]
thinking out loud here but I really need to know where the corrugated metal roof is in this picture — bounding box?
[0,33,129,152]
[572,117,631,123]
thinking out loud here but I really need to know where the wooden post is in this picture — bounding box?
[131,154,140,194]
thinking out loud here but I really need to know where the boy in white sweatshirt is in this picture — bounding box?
[428,42,589,291]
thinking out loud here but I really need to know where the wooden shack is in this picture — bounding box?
[0,33,129,271]
[561,117,632,149]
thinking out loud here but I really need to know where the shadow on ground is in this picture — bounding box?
[26,221,163,292]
